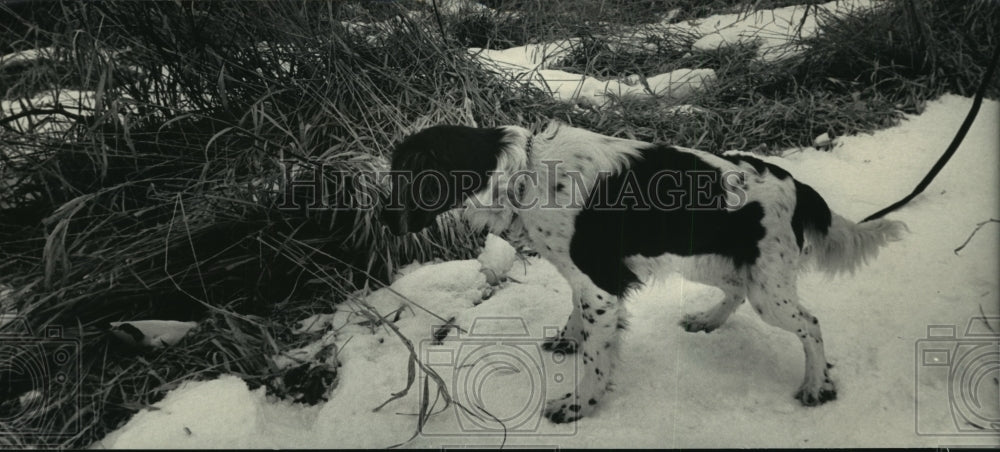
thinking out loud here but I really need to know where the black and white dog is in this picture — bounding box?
[380,121,905,423]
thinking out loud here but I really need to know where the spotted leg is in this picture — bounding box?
[542,287,584,354]
[543,282,623,423]
[679,276,747,333]
[746,271,836,406]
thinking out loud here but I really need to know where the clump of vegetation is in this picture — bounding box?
[0,0,556,446]
[556,0,998,152]
[449,0,832,50]
[450,0,690,49]
[800,0,999,103]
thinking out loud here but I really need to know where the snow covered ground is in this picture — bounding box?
[469,39,719,107]
[468,0,876,106]
[666,0,876,62]
[95,94,999,448]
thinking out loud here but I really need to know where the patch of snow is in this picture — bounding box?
[673,0,878,61]
[471,42,715,106]
[526,69,607,106]
[520,68,715,107]
[0,89,96,134]
[108,320,199,348]
[664,104,710,115]
[469,39,579,72]
[393,260,428,281]
[812,132,835,150]
[0,284,13,304]
[96,376,320,449]
[0,47,56,70]
[417,0,492,15]
[644,68,717,99]
[477,233,516,284]
[271,330,339,370]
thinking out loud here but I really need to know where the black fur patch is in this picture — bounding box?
[570,145,767,296]
[722,154,792,180]
[383,125,509,233]
[721,154,832,249]
[791,181,831,248]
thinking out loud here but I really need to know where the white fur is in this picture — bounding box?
[806,213,907,276]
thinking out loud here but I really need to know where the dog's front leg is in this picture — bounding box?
[542,287,583,354]
[543,282,623,423]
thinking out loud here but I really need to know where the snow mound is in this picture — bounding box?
[0,47,56,70]
[97,376,301,449]
[469,39,578,72]
[678,0,877,61]
[521,68,715,107]
[471,41,715,106]
[478,233,516,284]
[417,0,491,15]
[645,69,717,100]
[0,90,97,134]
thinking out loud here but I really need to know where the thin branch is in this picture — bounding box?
[953,218,999,255]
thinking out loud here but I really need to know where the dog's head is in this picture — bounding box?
[380,125,529,235]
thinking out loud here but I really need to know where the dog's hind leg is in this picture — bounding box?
[745,270,836,406]
[679,274,747,333]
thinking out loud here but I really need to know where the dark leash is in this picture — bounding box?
[861,42,1000,223]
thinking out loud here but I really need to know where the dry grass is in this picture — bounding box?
[0,0,553,445]
[552,0,998,152]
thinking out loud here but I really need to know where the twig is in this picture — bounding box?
[953,218,999,255]
[430,0,447,40]
[978,305,997,334]
[0,106,88,130]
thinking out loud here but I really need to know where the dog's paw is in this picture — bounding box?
[678,313,720,333]
[543,393,592,423]
[795,379,837,406]
[542,335,578,354]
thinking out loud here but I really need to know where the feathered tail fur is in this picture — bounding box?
[804,214,907,275]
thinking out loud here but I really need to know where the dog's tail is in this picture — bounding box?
[804,213,907,276]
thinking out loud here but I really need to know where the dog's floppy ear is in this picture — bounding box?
[382,125,518,235]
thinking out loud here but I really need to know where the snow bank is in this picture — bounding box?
[466,0,882,108]
[416,0,491,15]
[468,40,579,72]
[478,233,516,284]
[97,95,999,448]
[0,90,97,134]
[0,47,57,70]
[670,0,877,61]
[468,0,877,105]
[95,376,321,449]
[509,67,716,107]
[470,40,717,106]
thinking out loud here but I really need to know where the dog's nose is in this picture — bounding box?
[379,192,407,235]
[380,209,404,235]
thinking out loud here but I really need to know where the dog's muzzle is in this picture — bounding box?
[379,192,409,235]
[380,193,440,235]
